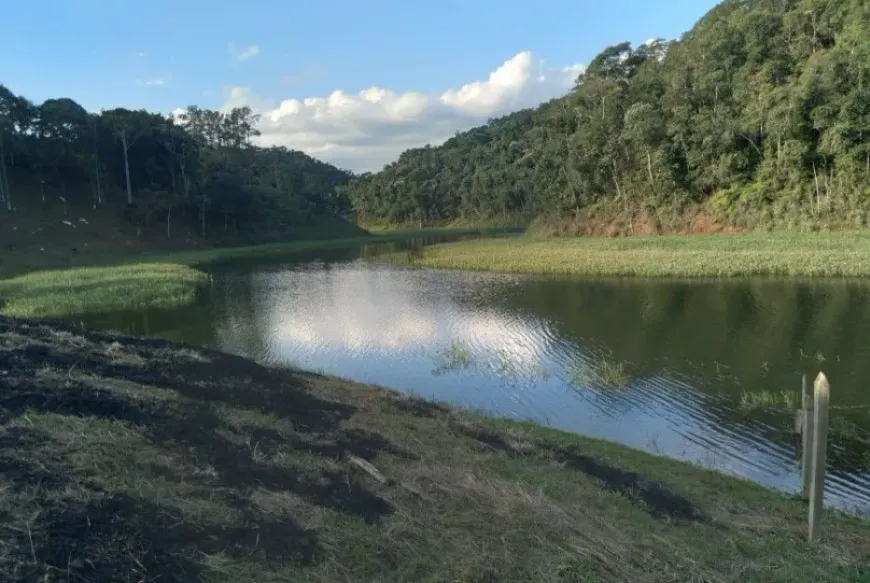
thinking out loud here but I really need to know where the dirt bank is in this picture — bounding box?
[0,316,867,582]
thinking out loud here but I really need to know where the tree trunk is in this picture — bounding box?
[179,158,190,199]
[169,162,177,195]
[94,163,102,206]
[0,162,7,210]
[200,197,207,237]
[561,163,581,211]
[0,136,11,211]
[92,122,102,206]
[646,151,655,185]
[611,160,625,214]
[121,128,133,205]
[0,165,7,210]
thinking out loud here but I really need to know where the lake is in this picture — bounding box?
[81,237,870,515]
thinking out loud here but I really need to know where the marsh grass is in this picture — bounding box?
[0,263,208,318]
[828,416,870,446]
[433,342,552,383]
[495,351,551,382]
[738,390,799,413]
[434,340,476,373]
[571,356,632,390]
[408,231,870,278]
[1,315,868,582]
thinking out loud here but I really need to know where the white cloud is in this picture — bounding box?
[220,51,584,172]
[235,44,261,62]
[137,77,167,87]
[170,107,186,122]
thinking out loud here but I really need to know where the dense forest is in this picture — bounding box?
[343,0,870,234]
[0,87,353,242]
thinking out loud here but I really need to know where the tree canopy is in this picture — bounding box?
[0,88,354,240]
[342,0,870,232]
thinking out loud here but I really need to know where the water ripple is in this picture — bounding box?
[86,252,870,516]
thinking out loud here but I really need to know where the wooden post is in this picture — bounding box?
[801,373,814,500]
[808,372,830,543]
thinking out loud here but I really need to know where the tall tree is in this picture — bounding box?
[0,84,354,239]
[342,0,870,232]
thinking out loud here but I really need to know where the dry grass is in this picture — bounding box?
[0,315,868,582]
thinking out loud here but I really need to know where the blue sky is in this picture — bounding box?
[1,0,721,171]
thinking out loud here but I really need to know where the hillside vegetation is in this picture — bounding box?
[343,0,870,234]
[0,85,359,266]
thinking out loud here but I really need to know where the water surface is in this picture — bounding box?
[83,238,870,514]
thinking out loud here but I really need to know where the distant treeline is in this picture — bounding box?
[342,0,870,233]
[0,87,353,239]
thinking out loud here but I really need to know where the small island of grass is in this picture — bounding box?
[0,263,209,318]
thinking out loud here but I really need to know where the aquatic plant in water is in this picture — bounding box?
[737,390,797,413]
[571,356,631,390]
[433,340,476,374]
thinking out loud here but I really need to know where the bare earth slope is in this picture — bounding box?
[0,316,868,582]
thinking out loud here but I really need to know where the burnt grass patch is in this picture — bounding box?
[1,315,869,582]
[449,421,705,522]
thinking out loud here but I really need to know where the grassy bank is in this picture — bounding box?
[361,217,527,234]
[0,227,504,318]
[1,316,867,582]
[395,231,870,278]
[0,226,508,278]
[0,263,209,318]
[147,226,516,268]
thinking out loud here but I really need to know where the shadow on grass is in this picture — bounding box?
[9,491,320,582]
[388,395,451,419]
[452,422,706,523]
[0,315,400,582]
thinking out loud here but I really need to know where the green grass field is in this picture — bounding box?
[397,231,870,278]
[0,263,209,318]
[1,315,868,582]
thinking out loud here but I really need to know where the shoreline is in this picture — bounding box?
[1,314,868,581]
[0,226,509,278]
[0,227,509,318]
[390,231,870,279]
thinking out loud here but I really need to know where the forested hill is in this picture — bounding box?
[0,86,357,249]
[343,0,870,234]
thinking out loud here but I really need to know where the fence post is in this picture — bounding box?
[801,373,814,500]
[808,372,830,543]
